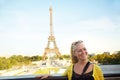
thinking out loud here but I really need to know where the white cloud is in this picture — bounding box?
[79,16,118,31]
[56,16,119,34]
[55,16,120,54]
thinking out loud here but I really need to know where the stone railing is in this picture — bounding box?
[0,73,120,80]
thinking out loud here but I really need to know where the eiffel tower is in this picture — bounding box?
[43,6,61,60]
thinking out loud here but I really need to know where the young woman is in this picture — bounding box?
[62,40,104,80]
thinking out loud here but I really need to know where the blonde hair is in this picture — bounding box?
[71,40,83,64]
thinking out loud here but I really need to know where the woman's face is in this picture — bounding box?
[75,43,88,61]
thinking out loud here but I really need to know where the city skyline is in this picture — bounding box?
[0,0,120,57]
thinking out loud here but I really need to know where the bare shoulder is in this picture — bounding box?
[89,62,94,68]
[86,62,94,73]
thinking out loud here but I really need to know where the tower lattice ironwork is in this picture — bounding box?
[43,6,61,60]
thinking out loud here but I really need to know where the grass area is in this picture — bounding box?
[34,67,60,74]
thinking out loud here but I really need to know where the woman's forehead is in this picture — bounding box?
[76,43,85,48]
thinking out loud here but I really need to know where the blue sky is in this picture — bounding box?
[0,0,120,57]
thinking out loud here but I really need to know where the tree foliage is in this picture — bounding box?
[89,51,120,64]
[0,51,120,70]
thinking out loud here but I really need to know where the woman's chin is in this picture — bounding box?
[81,57,87,61]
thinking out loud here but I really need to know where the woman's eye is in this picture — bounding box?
[77,50,82,52]
[84,48,86,50]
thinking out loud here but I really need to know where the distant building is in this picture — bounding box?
[103,52,110,55]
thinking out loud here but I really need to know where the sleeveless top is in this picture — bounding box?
[72,62,94,80]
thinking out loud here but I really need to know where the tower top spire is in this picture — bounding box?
[50,5,52,9]
[49,5,53,36]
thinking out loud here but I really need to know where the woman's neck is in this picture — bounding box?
[77,59,88,65]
